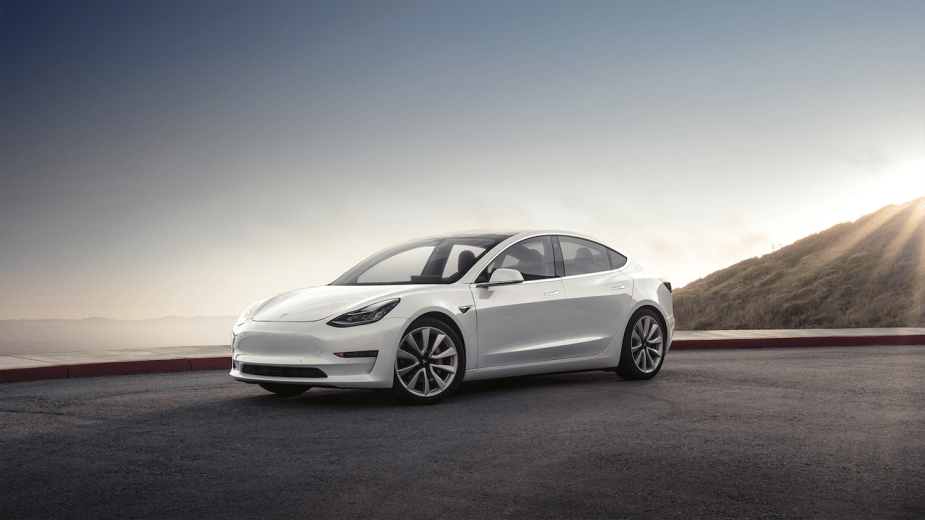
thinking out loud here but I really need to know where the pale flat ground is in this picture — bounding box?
[1,328,922,370]
[0,345,229,369]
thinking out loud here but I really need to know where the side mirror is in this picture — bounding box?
[478,268,524,287]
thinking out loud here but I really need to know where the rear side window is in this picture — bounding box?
[558,236,611,276]
[608,248,627,269]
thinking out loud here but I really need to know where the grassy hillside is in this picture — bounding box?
[674,197,925,330]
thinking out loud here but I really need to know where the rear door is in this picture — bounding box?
[556,236,634,357]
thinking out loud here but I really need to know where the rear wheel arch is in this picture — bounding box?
[635,304,668,337]
[623,303,669,340]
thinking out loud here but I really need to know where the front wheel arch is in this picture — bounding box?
[412,311,466,353]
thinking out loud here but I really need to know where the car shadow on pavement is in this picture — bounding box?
[232,370,636,408]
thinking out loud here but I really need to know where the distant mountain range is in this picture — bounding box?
[0,315,237,355]
[674,197,925,330]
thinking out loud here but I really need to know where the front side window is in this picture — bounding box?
[333,233,513,285]
[559,236,611,276]
[476,236,556,283]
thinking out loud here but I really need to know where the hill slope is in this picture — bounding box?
[674,197,925,330]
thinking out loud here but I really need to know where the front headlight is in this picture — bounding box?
[236,296,271,326]
[327,298,400,327]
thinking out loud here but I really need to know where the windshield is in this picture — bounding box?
[331,233,514,285]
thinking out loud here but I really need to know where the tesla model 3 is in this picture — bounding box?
[231,229,674,404]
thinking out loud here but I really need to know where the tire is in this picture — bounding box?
[258,382,311,398]
[390,317,466,405]
[615,308,666,380]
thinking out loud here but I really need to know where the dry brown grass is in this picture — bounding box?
[674,197,925,330]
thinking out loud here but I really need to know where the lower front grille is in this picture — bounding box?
[241,364,328,378]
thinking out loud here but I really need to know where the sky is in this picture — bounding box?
[1,0,923,320]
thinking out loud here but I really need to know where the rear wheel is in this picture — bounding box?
[258,383,310,398]
[615,309,666,380]
[390,318,465,405]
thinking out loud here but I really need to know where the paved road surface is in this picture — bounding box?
[2,346,923,519]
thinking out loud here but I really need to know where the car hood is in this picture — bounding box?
[252,285,409,322]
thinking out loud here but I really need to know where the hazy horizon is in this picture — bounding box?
[1,197,921,322]
[2,1,923,320]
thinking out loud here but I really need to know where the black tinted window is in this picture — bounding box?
[477,236,555,282]
[608,249,627,269]
[559,236,611,276]
[332,233,513,285]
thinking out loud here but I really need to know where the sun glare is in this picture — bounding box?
[869,160,925,208]
[826,160,925,226]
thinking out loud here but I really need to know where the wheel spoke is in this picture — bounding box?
[647,323,662,343]
[420,328,430,355]
[404,335,423,357]
[397,349,417,361]
[423,370,431,396]
[432,364,456,374]
[430,366,448,390]
[431,346,457,360]
[634,350,644,368]
[634,320,646,343]
[407,367,424,389]
[397,361,419,376]
[648,347,662,364]
[429,334,445,356]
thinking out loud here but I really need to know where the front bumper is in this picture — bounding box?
[229,317,405,388]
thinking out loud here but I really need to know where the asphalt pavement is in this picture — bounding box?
[2,345,923,519]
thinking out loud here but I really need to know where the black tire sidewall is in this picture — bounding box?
[390,317,466,405]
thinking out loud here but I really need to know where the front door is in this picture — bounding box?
[470,236,574,367]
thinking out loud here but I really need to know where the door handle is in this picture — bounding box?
[544,290,559,296]
[612,285,626,290]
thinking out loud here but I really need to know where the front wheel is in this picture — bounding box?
[615,309,666,380]
[390,318,465,405]
[258,383,311,398]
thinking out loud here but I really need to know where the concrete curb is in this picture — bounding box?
[2,334,923,384]
[0,356,231,384]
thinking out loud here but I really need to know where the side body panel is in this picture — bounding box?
[559,271,634,358]
[470,279,572,367]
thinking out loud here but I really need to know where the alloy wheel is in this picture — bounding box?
[395,326,459,397]
[630,315,663,373]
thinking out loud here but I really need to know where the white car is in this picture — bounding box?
[231,229,674,404]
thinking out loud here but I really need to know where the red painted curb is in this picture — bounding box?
[68,358,191,378]
[0,365,69,384]
[671,334,925,350]
[190,356,231,371]
[3,335,923,384]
